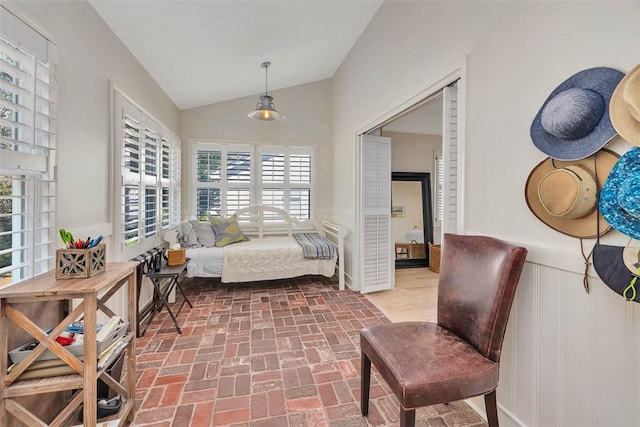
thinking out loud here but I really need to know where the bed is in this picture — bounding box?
[167,206,347,290]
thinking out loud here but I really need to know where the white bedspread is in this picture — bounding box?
[221,236,336,283]
[185,246,224,278]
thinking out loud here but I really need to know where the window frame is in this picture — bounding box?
[192,140,316,220]
[113,90,181,261]
[0,7,57,288]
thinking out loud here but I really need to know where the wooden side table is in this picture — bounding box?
[0,262,138,426]
[139,262,191,335]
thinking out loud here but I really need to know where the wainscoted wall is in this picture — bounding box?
[480,243,640,427]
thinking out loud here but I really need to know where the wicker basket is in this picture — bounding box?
[55,243,106,279]
[428,243,441,273]
[409,240,425,258]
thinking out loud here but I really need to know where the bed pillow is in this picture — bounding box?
[209,215,248,247]
[189,220,217,248]
[179,221,201,248]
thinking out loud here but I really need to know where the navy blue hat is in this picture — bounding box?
[531,67,624,161]
[600,147,640,240]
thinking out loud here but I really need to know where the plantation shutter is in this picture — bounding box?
[259,146,312,220]
[442,84,459,234]
[359,134,393,294]
[120,100,142,247]
[0,8,57,286]
[225,146,252,216]
[114,92,180,258]
[159,129,174,230]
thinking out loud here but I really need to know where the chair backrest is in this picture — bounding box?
[437,233,527,362]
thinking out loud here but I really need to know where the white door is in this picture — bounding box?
[358,134,393,294]
[442,84,460,235]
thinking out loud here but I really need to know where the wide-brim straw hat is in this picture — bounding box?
[530,67,624,161]
[525,149,619,238]
[600,147,640,240]
[610,64,640,146]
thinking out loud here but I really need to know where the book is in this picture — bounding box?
[8,338,126,381]
[96,316,121,342]
[98,340,125,370]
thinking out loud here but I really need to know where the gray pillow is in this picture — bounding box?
[179,221,201,248]
[189,220,217,248]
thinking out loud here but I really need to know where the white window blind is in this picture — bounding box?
[0,11,57,288]
[114,92,180,258]
[260,147,312,220]
[193,142,315,220]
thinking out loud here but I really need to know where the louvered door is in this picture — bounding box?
[358,134,393,294]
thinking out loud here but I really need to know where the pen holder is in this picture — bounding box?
[55,243,106,279]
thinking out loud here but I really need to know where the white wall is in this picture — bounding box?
[180,79,332,219]
[385,131,440,173]
[332,1,639,425]
[5,0,180,259]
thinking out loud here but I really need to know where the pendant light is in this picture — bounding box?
[247,61,284,121]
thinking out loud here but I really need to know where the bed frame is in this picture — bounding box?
[232,206,347,290]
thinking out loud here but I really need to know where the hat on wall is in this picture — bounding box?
[530,67,624,161]
[609,64,640,146]
[600,147,640,240]
[524,149,619,238]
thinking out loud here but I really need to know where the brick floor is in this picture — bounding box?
[130,275,487,426]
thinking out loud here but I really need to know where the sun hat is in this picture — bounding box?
[530,67,624,161]
[600,147,640,240]
[525,149,619,238]
[592,243,640,303]
[609,64,640,146]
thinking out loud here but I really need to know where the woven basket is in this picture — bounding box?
[428,243,441,273]
[167,248,186,266]
[409,240,425,259]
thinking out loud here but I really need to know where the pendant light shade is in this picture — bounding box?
[248,61,284,121]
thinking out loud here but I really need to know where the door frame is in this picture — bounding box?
[392,172,432,269]
[354,66,466,292]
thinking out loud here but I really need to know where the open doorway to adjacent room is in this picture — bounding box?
[356,77,460,295]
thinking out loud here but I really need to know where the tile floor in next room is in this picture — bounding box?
[130,268,486,426]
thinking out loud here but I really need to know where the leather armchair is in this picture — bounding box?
[360,233,527,426]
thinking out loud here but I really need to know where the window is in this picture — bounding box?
[0,8,57,288]
[194,142,314,220]
[114,92,180,259]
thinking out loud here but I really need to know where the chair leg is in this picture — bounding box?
[361,352,371,416]
[485,390,499,427]
[400,407,416,427]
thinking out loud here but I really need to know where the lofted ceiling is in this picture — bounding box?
[89,0,383,110]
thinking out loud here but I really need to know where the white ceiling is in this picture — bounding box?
[89,0,383,110]
[383,96,443,136]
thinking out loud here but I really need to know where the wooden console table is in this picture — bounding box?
[0,262,138,426]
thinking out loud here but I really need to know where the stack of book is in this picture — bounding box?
[8,317,126,381]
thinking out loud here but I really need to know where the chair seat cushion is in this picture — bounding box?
[360,322,499,409]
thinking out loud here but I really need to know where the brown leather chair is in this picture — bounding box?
[360,233,527,426]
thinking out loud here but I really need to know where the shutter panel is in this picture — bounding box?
[120,100,141,247]
[359,134,393,294]
[167,130,181,228]
[0,19,57,286]
[442,84,458,234]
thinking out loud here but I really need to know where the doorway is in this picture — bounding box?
[356,74,461,294]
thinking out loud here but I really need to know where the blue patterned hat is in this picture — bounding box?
[600,147,640,240]
[531,67,624,161]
